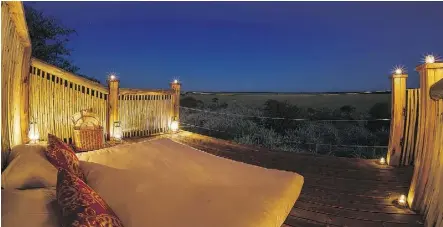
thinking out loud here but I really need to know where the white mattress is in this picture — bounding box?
[77,138,304,227]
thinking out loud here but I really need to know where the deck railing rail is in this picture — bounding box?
[29,59,109,142]
[118,88,175,138]
[25,63,180,142]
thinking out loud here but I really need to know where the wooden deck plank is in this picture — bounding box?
[125,132,424,227]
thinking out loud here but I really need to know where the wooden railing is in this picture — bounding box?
[29,59,109,142]
[1,2,31,169]
[118,89,174,138]
[388,63,443,227]
[400,88,420,166]
[27,60,181,142]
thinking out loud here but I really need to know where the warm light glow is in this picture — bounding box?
[380,157,386,165]
[392,65,406,75]
[173,79,178,84]
[398,195,407,206]
[28,121,40,143]
[425,55,435,64]
[170,120,179,132]
[109,73,117,81]
[113,121,123,141]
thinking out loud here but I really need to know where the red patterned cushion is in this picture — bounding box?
[57,168,124,227]
[46,134,85,181]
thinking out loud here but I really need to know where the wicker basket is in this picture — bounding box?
[71,109,105,152]
[73,126,105,152]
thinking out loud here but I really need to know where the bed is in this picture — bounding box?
[1,138,304,227]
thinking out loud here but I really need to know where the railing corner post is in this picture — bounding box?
[107,76,120,140]
[387,72,408,166]
[170,80,181,121]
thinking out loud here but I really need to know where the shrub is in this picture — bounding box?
[180,96,203,108]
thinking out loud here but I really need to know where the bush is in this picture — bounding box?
[369,102,390,119]
[180,98,390,159]
[180,96,203,108]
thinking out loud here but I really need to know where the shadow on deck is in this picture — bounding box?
[129,131,425,227]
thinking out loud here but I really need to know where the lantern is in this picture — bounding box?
[113,121,123,141]
[379,157,386,165]
[170,119,179,133]
[28,119,40,144]
[398,194,407,206]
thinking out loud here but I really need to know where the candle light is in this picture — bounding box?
[170,120,179,132]
[108,73,118,81]
[28,119,40,144]
[113,121,123,141]
[425,55,435,64]
[398,194,407,206]
[392,65,406,75]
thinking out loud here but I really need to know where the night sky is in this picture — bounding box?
[26,2,443,92]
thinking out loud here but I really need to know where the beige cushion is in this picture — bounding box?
[1,144,57,189]
[1,188,61,227]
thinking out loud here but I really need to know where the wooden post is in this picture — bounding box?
[107,77,120,140]
[408,62,443,210]
[387,72,408,166]
[20,46,32,144]
[170,80,181,121]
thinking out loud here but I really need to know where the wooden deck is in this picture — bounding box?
[154,131,424,227]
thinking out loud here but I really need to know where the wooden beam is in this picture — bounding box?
[387,73,408,166]
[107,79,119,140]
[31,58,108,94]
[119,88,174,96]
[4,1,31,47]
[170,81,181,121]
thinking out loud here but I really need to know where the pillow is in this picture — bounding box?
[56,168,124,227]
[1,144,57,189]
[46,134,85,181]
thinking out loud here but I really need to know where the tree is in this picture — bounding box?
[24,5,100,83]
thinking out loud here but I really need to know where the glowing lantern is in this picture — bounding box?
[28,119,40,144]
[425,55,435,64]
[379,157,386,165]
[109,74,117,81]
[170,120,179,133]
[394,68,402,75]
[113,121,123,141]
[173,79,178,84]
[398,195,407,206]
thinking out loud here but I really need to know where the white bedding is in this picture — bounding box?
[77,138,304,227]
[1,188,61,227]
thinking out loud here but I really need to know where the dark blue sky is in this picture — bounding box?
[27,2,443,92]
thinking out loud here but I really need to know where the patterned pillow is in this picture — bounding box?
[56,168,124,227]
[46,134,85,181]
